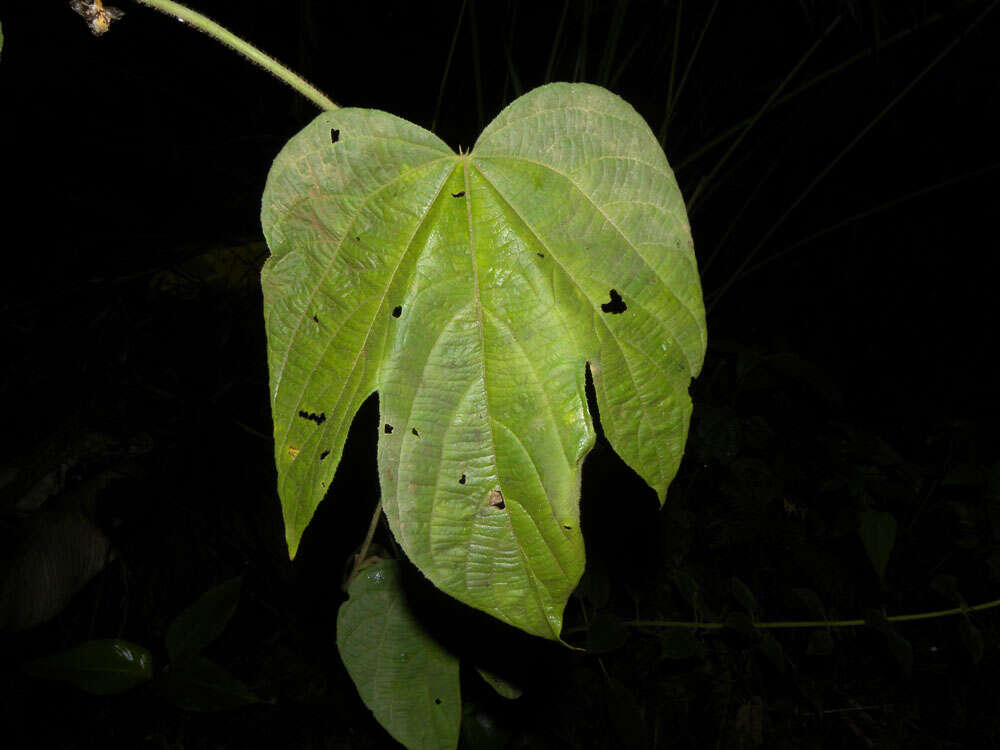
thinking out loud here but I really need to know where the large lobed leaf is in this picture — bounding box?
[261,83,706,639]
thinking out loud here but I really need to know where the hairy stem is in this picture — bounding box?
[129,0,337,111]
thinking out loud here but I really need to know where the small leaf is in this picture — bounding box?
[887,632,914,677]
[165,576,243,662]
[24,639,152,695]
[858,510,897,581]
[791,588,826,620]
[806,630,834,656]
[756,633,784,673]
[475,666,523,700]
[730,576,757,616]
[864,610,912,676]
[155,656,258,712]
[958,619,984,664]
[725,612,757,637]
[929,574,963,605]
[586,609,629,653]
[660,629,708,660]
[337,560,460,750]
[673,572,700,614]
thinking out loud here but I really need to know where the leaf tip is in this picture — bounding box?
[285,527,303,561]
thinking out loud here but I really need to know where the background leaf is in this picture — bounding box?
[730,576,757,616]
[23,639,152,695]
[165,576,243,663]
[806,630,834,656]
[475,666,523,700]
[337,560,460,750]
[155,656,258,712]
[262,82,705,639]
[858,510,897,581]
[865,610,913,676]
[958,619,984,665]
[792,588,826,620]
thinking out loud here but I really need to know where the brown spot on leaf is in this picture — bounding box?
[488,489,505,509]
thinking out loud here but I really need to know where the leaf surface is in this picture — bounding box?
[262,83,706,638]
[337,560,461,750]
[858,510,897,582]
[165,576,242,662]
[155,656,258,712]
[23,638,153,695]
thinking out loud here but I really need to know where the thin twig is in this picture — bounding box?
[344,501,383,590]
[629,595,1000,630]
[707,0,1000,313]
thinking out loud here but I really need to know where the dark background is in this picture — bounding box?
[1,1,999,747]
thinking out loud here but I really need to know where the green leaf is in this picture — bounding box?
[261,82,706,640]
[337,560,461,750]
[858,510,897,581]
[929,574,963,605]
[958,619,984,664]
[864,610,912,676]
[730,576,757,616]
[756,633,785,673]
[806,630,834,656]
[673,571,701,614]
[475,666,523,699]
[23,639,153,695]
[660,628,707,660]
[155,656,258,712]
[165,576,243,663]
[791,588,826,620]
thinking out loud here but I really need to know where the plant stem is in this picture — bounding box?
[344,501,383,590]
[629,596,1000,630]
[128,0,337,111]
